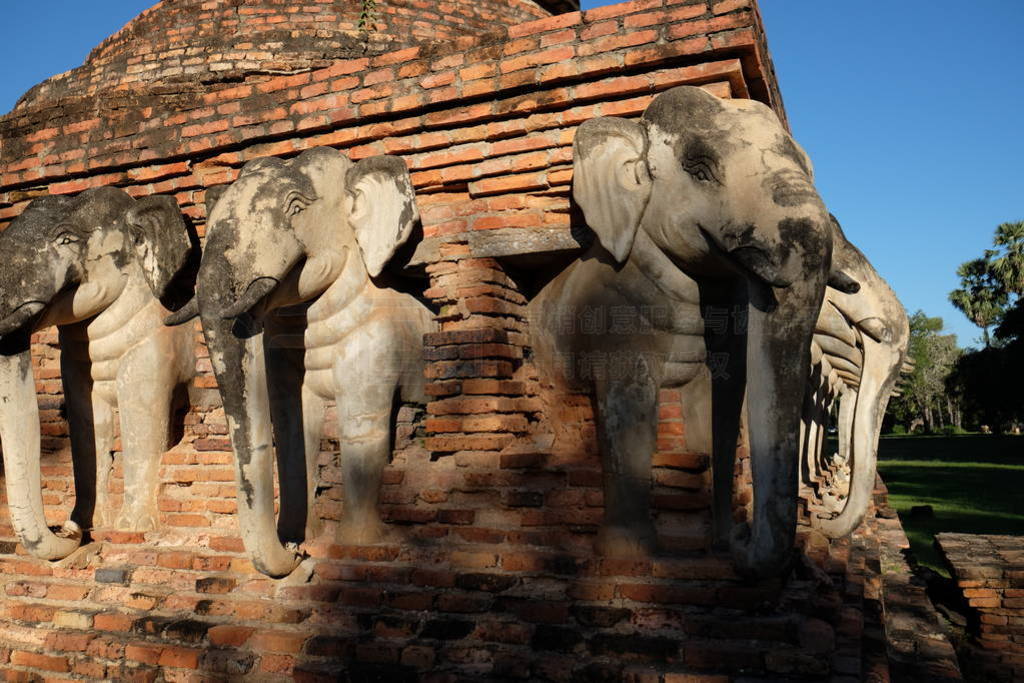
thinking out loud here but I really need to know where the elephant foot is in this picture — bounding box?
[115,508,159,533]
[729,521,792,580]
[336,516,395,546]
[56,520,83,541]
[595,524,657,558]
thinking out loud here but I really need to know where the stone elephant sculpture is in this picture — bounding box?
[0,187,196,560]
[529,86,849,578]
[169,147,434,578]
[800,216,909,538]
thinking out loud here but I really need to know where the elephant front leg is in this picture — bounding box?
[60,345,116,531]
[270,379,325,544]
[701,281,748,550]
[114,384,172,531]
[593,357,660,557]
[336,421,393,545]
[334,347,399,545]
[68,392,115,529]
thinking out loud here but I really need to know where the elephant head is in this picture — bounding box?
[0,187,192,560]
[181,147,418,577]
[809,217,910,538]
[571,86,834,577]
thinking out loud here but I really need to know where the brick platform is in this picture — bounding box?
[14,0,558,110]
[938,533,1024,681]
[0,0,960,680]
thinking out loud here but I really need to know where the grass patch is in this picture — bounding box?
[876,435,1024,574]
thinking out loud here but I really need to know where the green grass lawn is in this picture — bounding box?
[875,435,1024,574]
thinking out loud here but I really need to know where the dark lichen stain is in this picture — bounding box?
[779,217,828,276]
[772,136,813,177]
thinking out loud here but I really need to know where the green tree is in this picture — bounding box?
[991,221,1024,295]
[947,220,1024,430]
[889,311,961,432]
[949,256,1007,347]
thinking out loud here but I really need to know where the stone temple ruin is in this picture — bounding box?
[0,0,979,680]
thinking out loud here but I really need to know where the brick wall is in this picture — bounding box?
[0,0,956,680]
[938,533,1024,680]
[15,0,556,110]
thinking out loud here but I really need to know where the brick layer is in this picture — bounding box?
[0,0,774,201]
[938,533,1024,680]
[14,0,552,110]
[0,462,939,681]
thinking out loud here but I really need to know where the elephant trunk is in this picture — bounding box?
[0,333,82,560]
[814,337,892,538]
[731,274,824,578]
[0,302,45,339]
[200,311,301,578]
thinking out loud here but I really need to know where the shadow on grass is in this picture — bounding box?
[875,436,1024,574]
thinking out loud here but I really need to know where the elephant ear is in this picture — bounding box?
[125,195,192,300]
[205,185,230,217]
[572,116,652,263]
[346,155,419,278]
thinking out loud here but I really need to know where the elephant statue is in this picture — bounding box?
[169,147,433,578]
[0,187,196,560]
[529,85,849,578]
[800,216,910,538]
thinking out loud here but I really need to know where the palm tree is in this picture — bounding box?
[991,221,1024,295]
[949,255,1007,347]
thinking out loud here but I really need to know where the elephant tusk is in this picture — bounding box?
[856,317,892,344]
[219,277,279,320]
[164,297,199,326]
[827,270,861,295]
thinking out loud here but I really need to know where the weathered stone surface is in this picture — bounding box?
[0,188,196,561]
[802,216,911,542]
[529,85,833,579]
[188,147,435,578]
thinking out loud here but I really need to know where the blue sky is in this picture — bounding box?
[2,1,1022,347]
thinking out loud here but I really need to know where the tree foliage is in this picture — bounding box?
[889,311,961,431]
[949,257,1006,346]
[949,220,1024,346]
[991,221,1024,295]
[358,0,378,32]
[945,220,1024,430]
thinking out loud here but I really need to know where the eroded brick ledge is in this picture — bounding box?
[938,532,1024,680]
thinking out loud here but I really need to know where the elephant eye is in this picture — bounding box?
[286,193,314,217]
[691,167,713,182]
[54,231,80,246]
[683,158,719,184]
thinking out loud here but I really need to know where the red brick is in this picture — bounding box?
[260,654,295,674]
[125,644,163,665]
[578,30,658,57]
[94,612,133,632]
[625,4,707,28]
[46,632,94,652]
[10,651,69,672]
[208,625,256,647]
[713,0,751,14]
[250,631,307,654]
[159,646,201,669]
